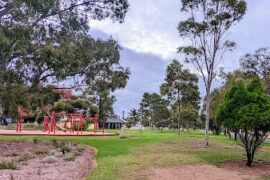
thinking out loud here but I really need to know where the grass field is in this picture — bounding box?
[0,130,270,180]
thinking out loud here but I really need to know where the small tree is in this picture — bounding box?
[217,78,270,166]
[128,109,139,125]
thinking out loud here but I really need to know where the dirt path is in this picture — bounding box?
[147,165,259,180]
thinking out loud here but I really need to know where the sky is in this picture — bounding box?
[88,0,270,117]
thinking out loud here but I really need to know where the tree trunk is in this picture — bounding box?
[234,131,237,140]
[178,119,180,135]
[205,94,210,146]
[246,151,254,167]
[224,128,227,136]
[228,130,232,140]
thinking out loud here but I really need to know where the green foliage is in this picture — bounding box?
[0,161,16,170]
[217,78,270,166]
[83,39,130,122]
[160,60,200,109]
[64,155,76,162]
[33,137,38,144]
[160,60,200,130]
[0,0,129,121]
[240,48,270,94]
[178,0,247,144]
[127,109,139,126]
[73,121,89,131]
[53,98,97,114]
[140,93,170,128]
[207,70,251,134]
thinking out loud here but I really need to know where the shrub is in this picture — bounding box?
[34,149,48,155]
[0,161,16,170]
[64,155,75,162]
[41,156,58,163]
[54,152,63,158]
[17,153,33,162]
[217,78,270,166]
[73,150,82,156]
[48,149,58,156]
[33,138,38,144]
[76,147,84,153]
[61,144,72,155]
[52,139,58,148]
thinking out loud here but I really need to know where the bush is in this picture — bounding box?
[217,78,270,166]
[17,153,33,162]
[75,147,84,153]
[33,137,38,144]
[48,149,58,156]
[54,152,63,158]
[64,155,75,162]
[34,149,48,155]
[0,161,16,170]
[52,139,58,148]
[41,156,58,163]
[73,150,82,156]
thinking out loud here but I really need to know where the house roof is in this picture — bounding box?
[106,116,126,123]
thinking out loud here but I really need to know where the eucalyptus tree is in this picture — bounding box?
[140,92,170,129]
[160,60,200,134]
[83,40,130,123]
[178,0,247,145]
[240,48,270,94]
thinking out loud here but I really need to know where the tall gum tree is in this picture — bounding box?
[178,0,247,145]
[160,60,200,134]
[240,48,270,94]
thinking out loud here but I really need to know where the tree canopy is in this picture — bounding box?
[160,59,200,133]
[140,92,170,128]
[0,0,130,120]
[240,47,270,94]
[217,78,270,166]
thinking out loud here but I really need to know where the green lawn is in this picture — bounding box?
[1,130,270,180]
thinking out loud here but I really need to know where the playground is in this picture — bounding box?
[0,129,116,136]
[0,107,117,137]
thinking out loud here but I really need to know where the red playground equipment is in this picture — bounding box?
[16,107,30,132]
[16,107,100,135]
[43,112,85,135]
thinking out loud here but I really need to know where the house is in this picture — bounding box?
[104,115,126,129]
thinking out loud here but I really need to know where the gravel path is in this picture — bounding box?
[0,142,96,180]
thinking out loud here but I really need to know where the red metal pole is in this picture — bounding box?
[43,116,48,132]
[80,114,83,135]
[53,112,56,134]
